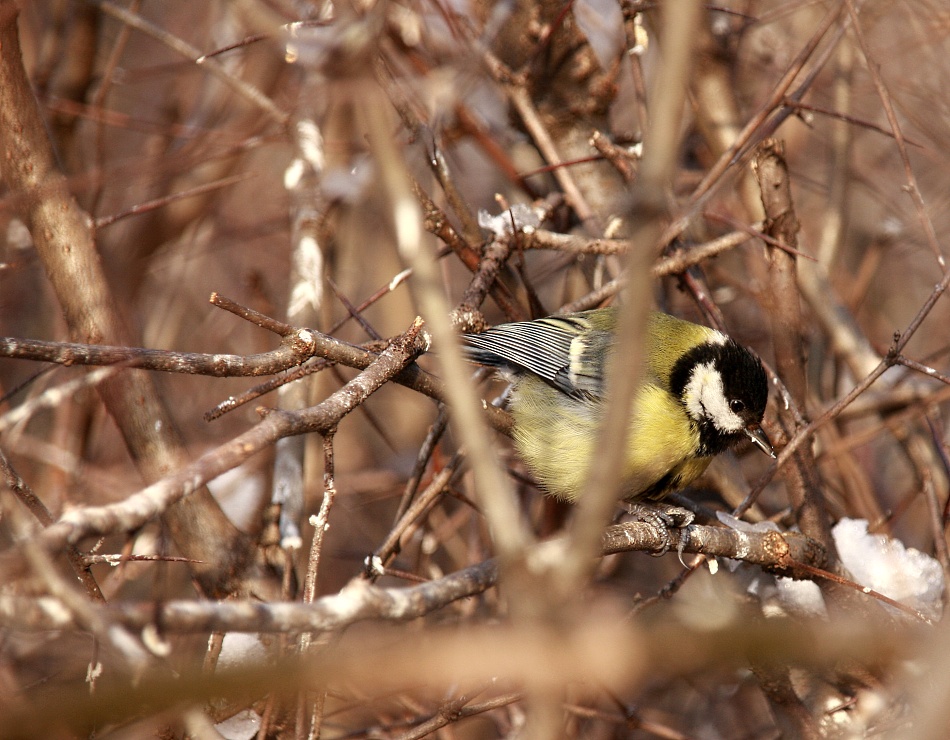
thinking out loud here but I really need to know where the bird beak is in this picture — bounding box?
[745,424,775,459]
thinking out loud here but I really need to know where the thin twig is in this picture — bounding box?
[92,0,290,126]
[844,0,944,267]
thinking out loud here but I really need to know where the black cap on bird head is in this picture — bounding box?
[669,338,773,458]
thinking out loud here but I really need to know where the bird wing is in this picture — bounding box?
[463,315,610,400]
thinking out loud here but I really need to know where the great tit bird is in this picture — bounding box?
[463,308,774,502]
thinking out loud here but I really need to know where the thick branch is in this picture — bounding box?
[0,4,251,596]
[0,331,319,377]
[0,522,827,633]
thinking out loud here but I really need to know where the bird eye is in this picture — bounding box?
[729,399,745,414]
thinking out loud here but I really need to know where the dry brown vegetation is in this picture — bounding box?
[2,0,950,737]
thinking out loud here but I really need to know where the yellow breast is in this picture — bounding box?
[508,375,710,502]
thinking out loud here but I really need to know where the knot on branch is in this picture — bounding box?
[287,328,318,358]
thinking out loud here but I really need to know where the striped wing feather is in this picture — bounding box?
[463,315,609,399]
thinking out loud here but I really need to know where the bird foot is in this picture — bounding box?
[622,501,694,558]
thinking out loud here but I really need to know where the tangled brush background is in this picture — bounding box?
[2,1,950,737]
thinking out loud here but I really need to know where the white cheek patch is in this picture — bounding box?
[684,361,744,433]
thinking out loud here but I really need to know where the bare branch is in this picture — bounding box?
[0,320,427,570]
[0,522,827,633]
